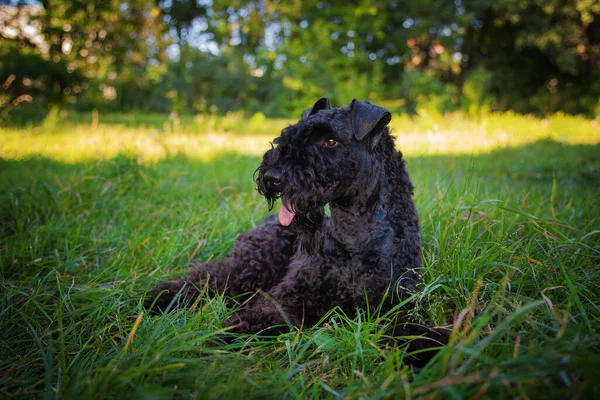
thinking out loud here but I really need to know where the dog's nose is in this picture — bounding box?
[263,169,282,187]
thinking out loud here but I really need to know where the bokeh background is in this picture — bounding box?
[1,0,599,124]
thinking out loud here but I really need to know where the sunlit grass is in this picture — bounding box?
[0,125,275,162]
[1,111,598,163]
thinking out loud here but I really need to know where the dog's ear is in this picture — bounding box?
[350,100,391,150]
[301,97,331,119]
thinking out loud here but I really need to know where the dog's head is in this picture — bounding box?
[256,98,392,229]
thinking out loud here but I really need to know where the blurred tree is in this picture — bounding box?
[459,0,600,114]
[1,0,598,119]
[159,0,208,45]
[0,0,170,120]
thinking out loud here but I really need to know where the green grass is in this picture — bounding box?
[1,112,600,398]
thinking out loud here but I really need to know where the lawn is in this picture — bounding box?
[1,111,599,398]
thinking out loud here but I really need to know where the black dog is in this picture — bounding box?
[145,99,445,362]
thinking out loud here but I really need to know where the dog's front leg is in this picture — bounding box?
[224,293,301,335]
[144,216,298,313]
[224,262,326,334]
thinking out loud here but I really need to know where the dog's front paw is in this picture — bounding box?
[143,280,188,313]
[222,318,243,334]
[402,326,450,368]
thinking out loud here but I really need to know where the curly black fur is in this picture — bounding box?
[145,99,447,366]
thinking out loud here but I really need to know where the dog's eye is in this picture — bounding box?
[324,138,338,147]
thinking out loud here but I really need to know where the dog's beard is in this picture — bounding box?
[257,173,330,227]
[259,188,326,231]
[256,158,338,231]
[273,192,326,229]
[288,206,325,231]
[256,185,324,230]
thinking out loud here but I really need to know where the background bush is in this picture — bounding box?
[1,0,599,124]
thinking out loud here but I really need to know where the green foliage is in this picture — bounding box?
[0,41,84,124]
[460,0,600,115]
[1,0,599,120]
[460,66,494,115]
[1,114,599,398]
[398,71,458,115]
[0,0,169,121]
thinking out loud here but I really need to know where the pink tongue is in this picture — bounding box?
[278,201,295,226]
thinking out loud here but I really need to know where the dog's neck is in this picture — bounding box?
[329,162,392,252]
